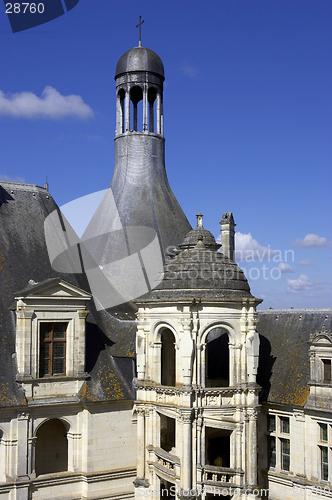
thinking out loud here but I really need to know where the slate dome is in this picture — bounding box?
[115,46,164,78]
[178,213,220,252]
[137,215,254,302]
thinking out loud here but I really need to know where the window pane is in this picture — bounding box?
[282,454,290,471]
[268,415,276,432]
[40,343,50,359]
[323,360,331,383]
[321,447,328,481]
[320,423,328,442]
[40,323,51,340]
[282,439,290,454]
[268,436,276,468]
[322,463,329,481]
[281,417,290,434]
[281,439,290,471]
[39,359,50,377]
[54,343,65,358]
[53,359,65,375]
[53,323,67,339]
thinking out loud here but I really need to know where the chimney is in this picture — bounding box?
[220,212,236,261]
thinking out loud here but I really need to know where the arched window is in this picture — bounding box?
[205,328,229,387]
[130,86,143,131]
[148,87,157,132]
[35,419,68,476]
[118,89,125,134]
[161,328,176,386]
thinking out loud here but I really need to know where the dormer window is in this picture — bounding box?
[309,326,332,386]
[15,278,91,401]
[323,359,332,383]
[39,322,68,377]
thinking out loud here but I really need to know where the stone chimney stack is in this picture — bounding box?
[220,212,236,261]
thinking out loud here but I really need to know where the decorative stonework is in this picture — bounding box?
[310,325,332,343]
[294,410,305,422]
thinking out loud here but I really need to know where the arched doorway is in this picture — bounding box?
[161,328,176,386]
[35,419,68,476]
[205,328,229,387]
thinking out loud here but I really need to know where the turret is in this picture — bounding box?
[83,44,191,270]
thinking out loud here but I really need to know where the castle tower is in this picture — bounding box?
[134,215,262,500]
[83,44,191,269]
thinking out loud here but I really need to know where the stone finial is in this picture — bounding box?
[196,213,203,228]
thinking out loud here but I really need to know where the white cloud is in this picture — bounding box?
[291,233,328,248]
[286,274,323,294]
[0,86,94,120]
[278,263,295,273]
[0,174,25,183]
[233,232,280,261]
[180,64,198,79]
[299,259,315,266]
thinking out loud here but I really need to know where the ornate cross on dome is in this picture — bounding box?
[136,16,144,47]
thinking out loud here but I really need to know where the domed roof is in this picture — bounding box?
[115,46,164,78]
[178,213,220,252]
[134,214,257,303]
[151,244,252,300]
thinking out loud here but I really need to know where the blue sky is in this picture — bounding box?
[0,0,331,309]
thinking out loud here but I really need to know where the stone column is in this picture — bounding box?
[160,94,164,136]
[76,309,88,376]
[16,412,29,479]
[156,93,161,134]
[180,411,192,491]
[200,344,206,387]
[67,432,81,472]
[247,409,258,488]
[143,86,148,131]
[234,427,242,479]
[179,318,193,386]
[15,304,34,378]
[228,343,236,387]
[116,91,122,135]
[136,318,146,380]
[125,89,130,131]
[27,436,36,478]
[136,408,146,479]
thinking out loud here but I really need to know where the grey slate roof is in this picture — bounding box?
[0,181,136,407]
[257,309,332,406]
[136,228,255,303]
[1,182,330,409]
[83,139,192,268]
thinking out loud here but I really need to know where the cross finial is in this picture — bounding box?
[136,16,144,47]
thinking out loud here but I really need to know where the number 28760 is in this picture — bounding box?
[6,3,45,13]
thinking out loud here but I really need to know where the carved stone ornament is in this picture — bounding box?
[17,412,30,420]
[294,410,305,422]
[179,411,192,424]
[310,325,332,343]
